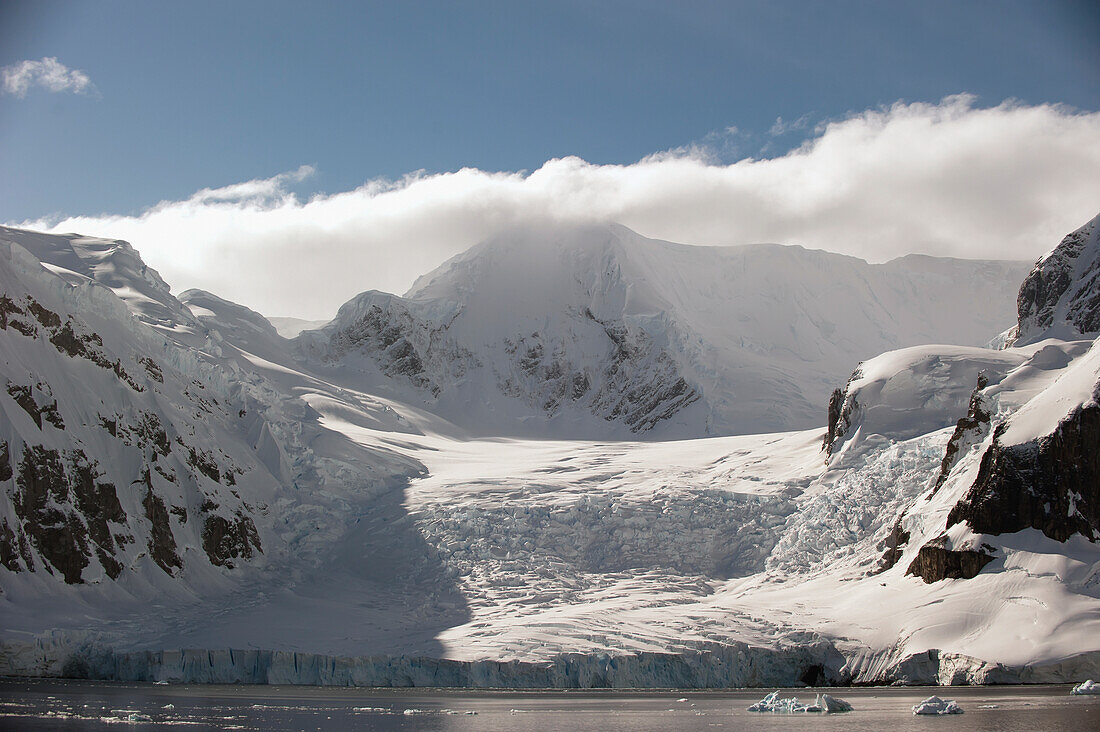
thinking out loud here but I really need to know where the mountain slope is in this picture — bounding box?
[1015,212,1100,345]
[1,216,1097,688]
[0,228,442,648]
[301,223,1029,437]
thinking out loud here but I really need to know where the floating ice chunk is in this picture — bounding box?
[106,709,154,723]
[912,696,963,715]
[748,691,852,713]
[1072,680,1100,695]
[813,694,853,713]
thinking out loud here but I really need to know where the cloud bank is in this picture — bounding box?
[1,57,95,97]
[16,95,1100,320]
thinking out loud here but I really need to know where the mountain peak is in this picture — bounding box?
[1015,211,1100,345]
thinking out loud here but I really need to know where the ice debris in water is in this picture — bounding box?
[1072,679,1100,695]
[107,709,154,722]
[912,696,963,715]
[747,691,853,713]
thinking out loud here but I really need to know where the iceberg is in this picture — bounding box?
[1071,679,1100,695]
[912,696,963,715]
[747,691,852,713]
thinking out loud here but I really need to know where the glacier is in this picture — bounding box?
[1,216,1099,688]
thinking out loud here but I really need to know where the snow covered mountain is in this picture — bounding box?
[1,215,1098,688]
[1015,213,1100,345]
[300,223,1028,437]
[0,227,427,626]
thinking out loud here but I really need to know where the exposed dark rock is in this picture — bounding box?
[931,374,990,495]
[140,470,182,575]
[1016,215,1100,342]
[0,518,24,571]
[26,298,61,328]
[0,441,11,481]
[874,519,911,574]
[135,413,171,457]
[154,464,177,483]
[137,356,163,383]
[201,512,262,568]
[823,387,845,451]
[98,415,118,437]
[14,445,90,583]
[906,536,995,583]
[187,446,223,484]
[823,396,858,460]
[586,313,701,432]
[68,458,127,580]
[571,372,590,400]
[329,302,444,394]
[5,378,65,431]
[822,368,862,460]
[947,401,1100,542]
[38,314,144,392]
[0,294,24,329]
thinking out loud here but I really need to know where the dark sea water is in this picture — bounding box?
[1,679,1097,730]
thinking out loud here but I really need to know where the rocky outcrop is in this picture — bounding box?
[140,470,182,576]
[201,512,262,568]
[582,311,700,431]
[822,370,861,460]
[323,294,477,396]
[905,535,995,583]
[931,374,990,495]
[875,519,910,573]
[947,401,1100,542]
[0,293,144,391]
[1015,213,1100,343]
[822,388,845,452]
[9,445,131,583]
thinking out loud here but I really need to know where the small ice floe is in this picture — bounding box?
[105,709,154,723]
[162,704,175,710]
[1072,679,1100,695]
[747,691,853,713]
[912,696,963,715]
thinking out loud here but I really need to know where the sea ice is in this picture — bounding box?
[747,691,852,713]
[912,696,963,715]
[1071,679,1100,695]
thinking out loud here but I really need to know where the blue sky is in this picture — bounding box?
[2,0,1097,222]
[2,1,1099,318]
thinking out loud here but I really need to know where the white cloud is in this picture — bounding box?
[768,114,811,136]
[15,95,1100,320]
[1,57,95,98]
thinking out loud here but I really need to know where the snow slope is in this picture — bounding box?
[1,216,1098,688]
[300,223,1028,437]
